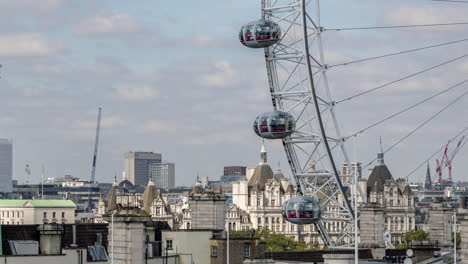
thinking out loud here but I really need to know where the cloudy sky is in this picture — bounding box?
[1,0,468,186]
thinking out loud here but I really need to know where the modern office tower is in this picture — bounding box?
[0,139,12,193]
[342,162,362,178]
[148,162,175,189]
[220,166,247,185]
[223,166,246,176]
[124,152,162,186]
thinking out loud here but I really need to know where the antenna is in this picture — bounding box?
[379,136,383,153]
[41,164,44,199]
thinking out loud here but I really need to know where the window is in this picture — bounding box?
[52,212,56,218]
[244,243,251,258]
[186,223,190,229]
[17,211,19,218]
[256,196,261,206]
[271,199,275,206]
[211,246,218,257]
[166,240,173,250]
[62,212,65,218]
[43,212,47,219]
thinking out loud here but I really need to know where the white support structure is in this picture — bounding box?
[261,0,358,247]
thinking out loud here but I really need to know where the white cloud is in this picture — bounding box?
[0,34,62,56]
[458,61,468,73]
[75,116,127,129]
[197,61,236,87]
[182,130,252,145]
[141,120,177,133]
[73,13,141,36]
[192,34,215,48]
[7,98,73,108]
[0,117,16,125]
[115,85,158,101]
[0,0,63,12]
[385,6,466,30]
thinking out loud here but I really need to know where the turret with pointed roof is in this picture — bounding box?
[424,163,432,189]
[248,143,274,191]
[106,175,119,211]
[367,151,394,193]
[142,179,159,214]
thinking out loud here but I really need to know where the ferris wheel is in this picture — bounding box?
[240,0,358,247]
[239,0,468,249]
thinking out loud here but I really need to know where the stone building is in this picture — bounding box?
[365,152,416,245]
[230,144,301,239]
[97,178,178,228]
[210,237,266,264]
[181,185,228,230]
[0,199,76,225]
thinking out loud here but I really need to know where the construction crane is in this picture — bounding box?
[435,135,466,184]
[87,108,102,212]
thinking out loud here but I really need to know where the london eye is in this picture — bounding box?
[239,0,468,248]
[240,0,358,247]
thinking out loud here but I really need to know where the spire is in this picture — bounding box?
[260,141,267,165]
[377,137,385,165]
[148,171,155,186]
[148,179,155,186]
[112,172,118,187]
[142,180,158,214]
[424,163,432,189]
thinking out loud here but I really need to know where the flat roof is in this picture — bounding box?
[0,200,76,208]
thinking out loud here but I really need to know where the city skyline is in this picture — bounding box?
[1,0,468,186]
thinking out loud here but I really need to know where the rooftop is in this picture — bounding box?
[0,200,76,208]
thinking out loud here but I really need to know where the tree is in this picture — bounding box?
[404,230,430,243]
[229,228,318,252]
[452,232,461,248]
[396,230,430,248]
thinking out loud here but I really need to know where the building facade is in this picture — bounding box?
[230,144,301,239]
[124,151,162,186]
[0,139,12,193]
[148,162,175,189]
[0,200,76,225]
[365,153,416,245]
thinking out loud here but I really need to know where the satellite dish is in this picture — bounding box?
[404,258,413,264]
[406,249,414,257]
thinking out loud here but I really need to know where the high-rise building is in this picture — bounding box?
[342,162,362,178]
[223,166,246,176]
[148,162,175,189]
[0,139,12,193]
[220,166,247,185]
[124,152,162,186]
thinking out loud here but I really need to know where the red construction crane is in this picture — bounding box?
[435,143,449,183]
[435,136,466,183]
